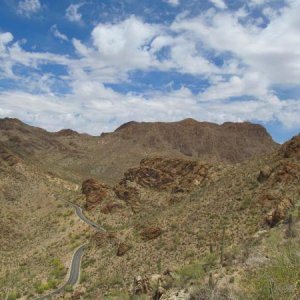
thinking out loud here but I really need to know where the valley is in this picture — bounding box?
[0,117,299,300]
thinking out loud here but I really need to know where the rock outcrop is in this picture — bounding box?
[141,226,162,241]
[265,198,294,227]
[82,179,111,210]
[119,158,212,192]
[116,242,131,256]
[280,134,300,160]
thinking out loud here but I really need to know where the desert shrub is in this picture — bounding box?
[177,262,204,285]
[80,272,88,284]
[34,282,48,294]
[65,284,73,292]
[47,278,57,289]
[243,244,300,300]
[51,258,66,279]
[6,291,20,300]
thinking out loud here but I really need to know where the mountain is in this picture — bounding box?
[0,118,278,184]
[2,117,298,300]
[75,133,300,299]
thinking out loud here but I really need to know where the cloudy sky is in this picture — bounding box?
[0,0,299,142]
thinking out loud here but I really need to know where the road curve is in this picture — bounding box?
[32,244,86,300]
[31,201,105,299]
[66,201,106,232]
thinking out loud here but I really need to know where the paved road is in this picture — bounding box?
[66,201,106,232]
[31,201,105,299]
[33,244,86,300]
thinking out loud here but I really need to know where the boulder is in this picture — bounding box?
[265,198,294,227]
[141,226,162,241]
[257,167,272,183]
[116,242,131,256]
[82,178,111,210]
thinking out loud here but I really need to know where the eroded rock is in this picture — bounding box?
[265,198,294,227]
[141,226,162,241]
[82,178,111,210]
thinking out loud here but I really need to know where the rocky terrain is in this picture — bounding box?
[77,133,299,299]
[1,117,299,300]
[0,118,277,184]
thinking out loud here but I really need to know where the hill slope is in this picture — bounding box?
[0,118,278,184]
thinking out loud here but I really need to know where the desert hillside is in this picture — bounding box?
[0,118,278,184]
[1,118,299,300]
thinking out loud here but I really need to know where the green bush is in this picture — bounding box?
[177,262,204,285]
[51,258,66,279]
[6,292,20,300]
[80,272,88,284]
[65,284,73,292]
[244,245,300,299]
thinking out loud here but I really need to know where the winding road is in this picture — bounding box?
[32,201,105,299]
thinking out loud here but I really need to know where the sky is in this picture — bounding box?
[0,0,300,143]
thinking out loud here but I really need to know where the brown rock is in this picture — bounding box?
[257,167,272,183]
[265,198,294,227]
[279,134,300,160]
[114,182,140,212]
[100,202,123,214]
[121,157,211,192]
[82,178,111,210]
[273,162,300,184]
[141,226,162,241]
[116,242,131,256]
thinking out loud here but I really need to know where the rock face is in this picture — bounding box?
[112,119,278,163]
[280,134,300,160]
[119,158,212,192]
[82,179,111,210]
[265,198,294,227]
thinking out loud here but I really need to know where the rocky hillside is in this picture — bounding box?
[70,133,299,299]
[3,117,297,300]
[110,118,277,162]
[0,118,278,184]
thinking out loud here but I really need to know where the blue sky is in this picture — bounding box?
[0,0,299,143]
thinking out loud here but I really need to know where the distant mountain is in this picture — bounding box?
[0,117,278,184]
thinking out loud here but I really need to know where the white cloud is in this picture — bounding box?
[171,1,300,86]
[17,0,41,17]
[90,16,158,70]
[66,3,84,23]
[50,25,69,41]
[209,0,227,9]
[164,0,180,6]
[1,2,300,136]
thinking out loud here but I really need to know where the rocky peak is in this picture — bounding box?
[279,134,300,160]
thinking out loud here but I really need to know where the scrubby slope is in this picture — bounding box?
[0,118,278,185]
[74,134,299,299]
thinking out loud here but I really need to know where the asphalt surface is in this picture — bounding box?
[32,244,86,300]
[67,201,106,232]
[31,201,105,299]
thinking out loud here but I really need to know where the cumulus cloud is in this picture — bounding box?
[50,25,69,41]
[171,1,300,85]
[1,1,300,137]
[17,0,41,17]
[66,3,84,23]
[209,0,227,9]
